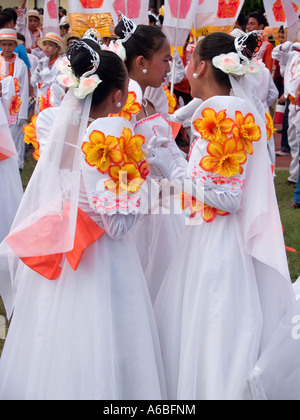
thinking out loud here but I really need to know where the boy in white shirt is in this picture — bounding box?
[31,33,65,114]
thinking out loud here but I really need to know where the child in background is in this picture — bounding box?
[31,33,65,114]
[16,3,44,60]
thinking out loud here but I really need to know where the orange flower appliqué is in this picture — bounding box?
[265,112,276,140]
[233,111,261,154]
[14,78,20,93]
[109,92,142,121]
[200,138,247,178]
[193,108,236,143]
[23,114,40,161]
[10,94,22,115]
[163,86,177,114]
[105,163,145,195]
[119,127,145,165]
[39,88,52,112]
[180,192,230,223]
[82,130,123,174]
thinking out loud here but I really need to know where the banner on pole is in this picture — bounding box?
[263,0,300,40]
[163,0,199,48]
[43,0,59,35]
[282,0,300,41]
[68,0,115,37]
[206,0,245,34]
[195,0,218,32]
[109,0,149,25]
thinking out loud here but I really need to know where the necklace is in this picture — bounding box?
[142,97,149,117]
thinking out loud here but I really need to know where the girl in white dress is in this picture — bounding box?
[0,40,166,400]
[149,31,295,400]
[0,75,23,242]
[113,15,186,304]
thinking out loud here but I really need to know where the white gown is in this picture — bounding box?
[128,81,186,304]
[0,115,167,400]
[154,96,295,400]
[0,77,23,243]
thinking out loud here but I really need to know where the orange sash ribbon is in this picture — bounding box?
[7,207,105,280]
[0,152,9,161]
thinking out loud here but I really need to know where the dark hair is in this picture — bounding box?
[278,25,285,34]
[67,42,128,107]
[2,8,17,24]
[17,32,26,43]
[114,20,166,71]
[0,11,14,28]
[236,13,246,31]
[194,32,259,89]
[246,12,268,28]
[60,22,70,31]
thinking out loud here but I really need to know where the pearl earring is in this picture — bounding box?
[116,102,122,108]
[142,69,148,74]
[193,73,198,79]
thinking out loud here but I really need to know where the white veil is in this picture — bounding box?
[0,90,92,318]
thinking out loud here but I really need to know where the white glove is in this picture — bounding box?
[291,42,300,51]
[281,41,293,53]
[147,136,169,180]
[147,145,178,181]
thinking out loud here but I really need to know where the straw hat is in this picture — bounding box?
[37,32,65,53]
[0,29,23,45]
[297,27,300,42]
[27,9,41,21]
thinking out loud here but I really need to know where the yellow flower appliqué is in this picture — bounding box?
[200,138,247,178]
[109,92,142,121]
[105,163,145,195]
[82,130,123,174]
[10,94,22,115]
[180,192,229,223]
[193,108,236,143]
[233,111,261,154]
[23,114,40,161]
[265,112,276,140]
[119,127,145,165]
[163,86,177,114]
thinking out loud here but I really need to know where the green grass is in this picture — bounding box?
[0,156,300,358]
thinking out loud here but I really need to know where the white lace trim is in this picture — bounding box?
[191,166,245,197]
[91,190,141,215]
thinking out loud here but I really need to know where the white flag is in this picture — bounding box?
[109,0,149,25]
[43,0,59,35]
[263,0,287,30]
[195,0,218,31]
[163,0,199,47]
[212,0,245,31]
[282,0,300,41]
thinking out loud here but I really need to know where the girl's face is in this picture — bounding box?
[29,16,40,32]
[0,41,16,60]
[144,38,171,88]
[278,32,286,44]
[186,53,201,98]
[42,41,59,58]
[120,76,130,109]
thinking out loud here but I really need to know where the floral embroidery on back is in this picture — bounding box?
[183,106,262,223]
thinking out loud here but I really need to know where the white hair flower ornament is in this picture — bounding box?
[212,53,262,77]
[212,53,245,76]
[57,43,102,99]
[101,40,127,62]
